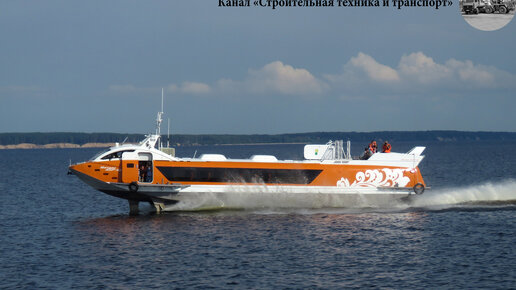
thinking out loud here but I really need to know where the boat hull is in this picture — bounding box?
[68,141,427,212]
[71,167,417,211]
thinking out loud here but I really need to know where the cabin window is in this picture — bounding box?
[101,150,135,160]
[92,149,110,160]
[156,167,322,184]
[126,163,135,168]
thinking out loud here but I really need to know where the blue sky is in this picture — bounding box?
[1,1,515,134]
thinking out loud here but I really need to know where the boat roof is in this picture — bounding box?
[92,134,425,168]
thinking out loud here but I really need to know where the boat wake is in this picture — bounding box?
[409,179,516,210]
[164,179,516,212]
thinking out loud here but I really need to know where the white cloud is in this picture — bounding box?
[177,61,327,98]
[350,52,400,82]
[180,81,211,94]
[108,60,326,98]
[166,84,178,93]
[108,53,516,102]
[445,59,495,84]
[326,52,516,93]
[398,52,451,84]
[396,52,509,89]
[245,61,327,96]
[108,82,211,96]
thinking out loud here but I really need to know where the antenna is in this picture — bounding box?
[167,118,170,148]
[156,88,164,136]
[153,88,165,150]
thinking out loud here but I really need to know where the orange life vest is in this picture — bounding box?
[382,143,391,153]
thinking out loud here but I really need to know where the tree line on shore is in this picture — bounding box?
[1,131,515,146]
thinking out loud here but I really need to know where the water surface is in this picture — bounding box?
[1,141,515,288]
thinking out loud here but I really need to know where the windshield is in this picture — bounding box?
[91,148,111,160]
[101,150,135,160]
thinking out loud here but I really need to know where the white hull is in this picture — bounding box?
[150,184,417,212]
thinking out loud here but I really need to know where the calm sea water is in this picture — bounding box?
[1,141,516,288]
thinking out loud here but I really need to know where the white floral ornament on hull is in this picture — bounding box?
[336,168,412,188]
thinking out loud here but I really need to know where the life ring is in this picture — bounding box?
[413,183,425,195]
[129,182,139,192]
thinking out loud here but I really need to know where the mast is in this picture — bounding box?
[155,88,164,149]
[167,118,170,148]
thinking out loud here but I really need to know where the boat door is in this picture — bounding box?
[121,151,139,183]
[138,153,153,183]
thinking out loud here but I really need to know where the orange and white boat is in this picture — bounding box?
[69,103,427,213]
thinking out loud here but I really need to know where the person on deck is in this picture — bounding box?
[369,140,377,154]
[145,162,153,182]
[382,141,392,153]
[361,147,372,160]
[139,164,146,182]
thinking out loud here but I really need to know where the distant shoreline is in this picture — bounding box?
[0,142,116,150]
[1,131,516,149]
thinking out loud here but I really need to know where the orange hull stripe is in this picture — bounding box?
[71,160,425,188]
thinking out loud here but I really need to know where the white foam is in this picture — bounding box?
[163,179,516,212]
[410,179,516,209]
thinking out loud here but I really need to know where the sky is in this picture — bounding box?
[1,0,516,134]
